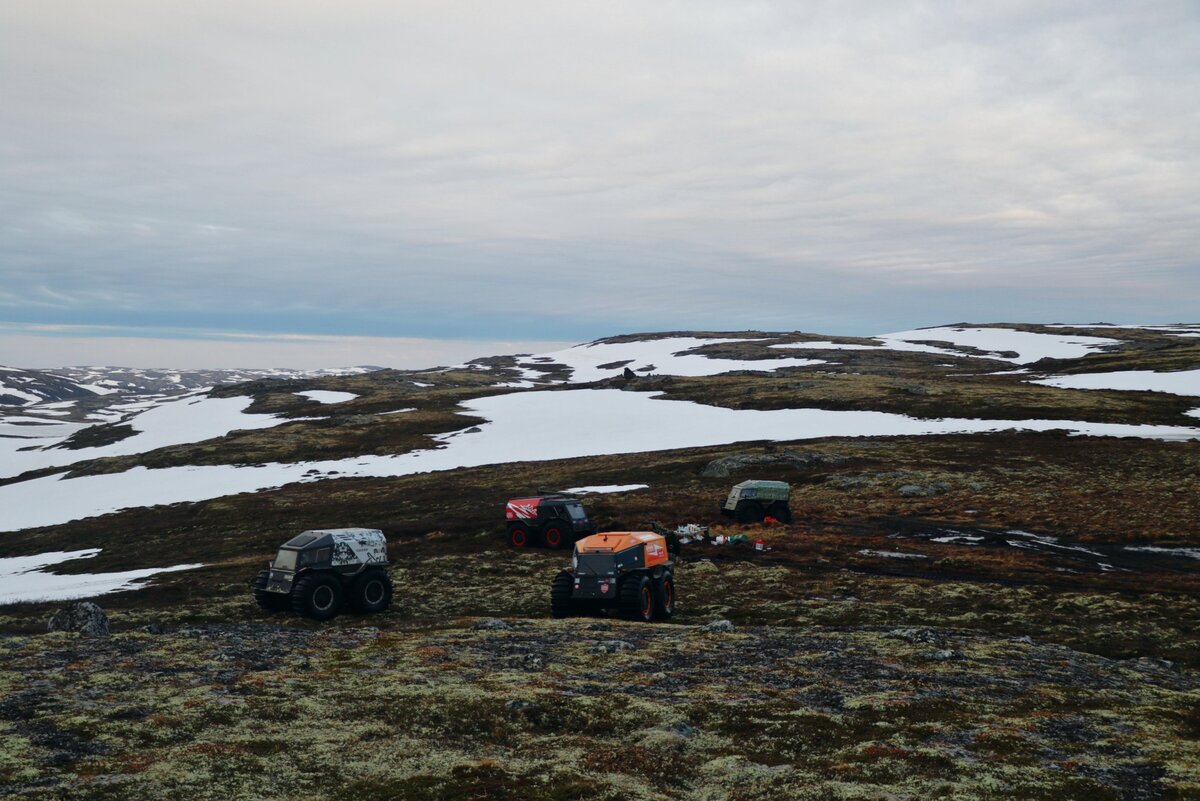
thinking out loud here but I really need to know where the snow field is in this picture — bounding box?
[2,389,1198,533]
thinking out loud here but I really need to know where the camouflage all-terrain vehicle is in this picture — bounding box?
[253,528,393,620]
[720,480,792,523]
[505,494,597,549]
[550,531,675,622]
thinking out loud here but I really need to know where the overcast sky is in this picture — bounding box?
[2,1,1198,367]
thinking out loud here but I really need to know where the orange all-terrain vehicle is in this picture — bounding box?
[550,531,675,622]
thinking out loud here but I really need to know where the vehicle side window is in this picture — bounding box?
[300,547,332,566]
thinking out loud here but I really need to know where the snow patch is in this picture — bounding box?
[857,549,927,560]
[560,484,648,495]
[75,383,118,395]
[1124,546,1200,560]
[297,390,359,404]
[878,327,1120,364]
[0,549,204,605]
[519,337,824,382]
[1029,369,1200,397]
[769,341,885,352]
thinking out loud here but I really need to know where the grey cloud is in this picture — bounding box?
[1,1,1197,340]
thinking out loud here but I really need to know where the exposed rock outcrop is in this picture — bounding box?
[46,602,110,637]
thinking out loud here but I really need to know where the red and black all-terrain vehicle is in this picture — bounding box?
[505,494,597,549]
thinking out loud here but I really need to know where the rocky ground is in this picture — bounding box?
[1,611,1196,801]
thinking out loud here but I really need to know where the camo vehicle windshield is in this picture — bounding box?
[273,549,298,571]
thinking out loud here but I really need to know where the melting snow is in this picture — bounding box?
[1124,546,1200,560]
[0,549,204,605]
[297,390,359,404]
[2,388,1198,532]
[857,549,927,560]
[519,337,825,382]
[769,341,886,352]
[559,484,648,494]
[1029,369,1200,397]
[931,534,985,544]
[878,327,1120,364]
[0,394,292,480]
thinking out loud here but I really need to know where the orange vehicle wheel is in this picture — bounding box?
[619,574,654,622]
[654,575,674,620]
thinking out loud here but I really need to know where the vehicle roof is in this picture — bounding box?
[575,531,665,554]
[506,495,580,504]
[283,528,385,549]
[300,527,384,536]
[732,480,791,490]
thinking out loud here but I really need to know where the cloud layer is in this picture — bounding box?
[2,1,1197,342]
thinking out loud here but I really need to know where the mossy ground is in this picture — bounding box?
[1,326,1198,798]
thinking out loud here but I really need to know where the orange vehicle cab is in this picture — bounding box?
[552,531,675,622]
[574,532,671,567]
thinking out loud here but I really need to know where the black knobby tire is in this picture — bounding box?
[619,574,654,622]
[351,570,393,614]
[253,570,290,612]
[509,526,531,548]
[736,500,765,524]
[550,571,576,619]
[542,524,567,549]
[653,573,675,620]
[768,502,793,523]
[292,573,344,620]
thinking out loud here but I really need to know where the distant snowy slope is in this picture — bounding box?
[0,394,294,479]
[50,365,380,397]
[513,337,825,382]
[0,367,100,407]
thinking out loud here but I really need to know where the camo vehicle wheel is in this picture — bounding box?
[542,524,567,549]
[351,571,392,614]
[736,500,765,524]
[653,573,675,620]
[509,526,531,548]
[767,502,792,523]
[253,570,290,612]
[550,571,576,618]
[619,574,654,623]
[292,574,343,620]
